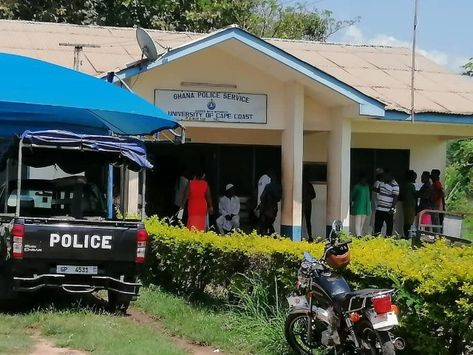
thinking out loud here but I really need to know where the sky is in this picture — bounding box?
[290,0,472,72]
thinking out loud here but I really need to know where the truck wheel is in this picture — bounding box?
[0,269,15,304]
[108,291,131,313]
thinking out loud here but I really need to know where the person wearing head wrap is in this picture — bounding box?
[216,183,240,234]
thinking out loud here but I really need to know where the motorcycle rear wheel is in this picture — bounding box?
[357,320,395,355]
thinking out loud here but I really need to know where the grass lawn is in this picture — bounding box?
[0,293,186,355]
[0,286,292,355]
[29,310,185,355]
[134,286,290,355]
[0,314,33,354]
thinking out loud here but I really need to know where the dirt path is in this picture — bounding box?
[128,308,222,355]
[29,336,87,355]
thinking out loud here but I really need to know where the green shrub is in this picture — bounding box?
[144,217,473,354]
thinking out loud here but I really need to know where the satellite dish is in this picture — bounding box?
[136,27,164,61]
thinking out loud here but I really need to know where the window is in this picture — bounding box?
[3,179,106,218]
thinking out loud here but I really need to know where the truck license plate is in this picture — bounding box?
[56,265,98,275]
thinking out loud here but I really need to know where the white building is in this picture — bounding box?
[2,20,473,239]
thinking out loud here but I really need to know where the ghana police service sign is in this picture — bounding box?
[155,89,267,124]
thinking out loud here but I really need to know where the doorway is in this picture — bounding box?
[144,142,281,226]
[351,148,410,185]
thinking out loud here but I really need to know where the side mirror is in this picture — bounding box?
[332,220,343,233]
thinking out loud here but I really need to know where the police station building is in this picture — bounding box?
[3,20,473,239]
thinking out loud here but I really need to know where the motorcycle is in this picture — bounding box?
[284,220,405,354]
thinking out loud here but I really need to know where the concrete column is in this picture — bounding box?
[280,82,304,241]
[126,170,140,216]
[326,116,351,234]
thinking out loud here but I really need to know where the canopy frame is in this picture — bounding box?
[13,130,152,220]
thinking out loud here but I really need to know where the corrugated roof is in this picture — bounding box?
[269,38,473,114]
[1,19,473,115]
[0,20,201,75]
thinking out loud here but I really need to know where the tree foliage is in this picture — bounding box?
[463,58,473,77]
[0,0,357,41]
[446,59,473,216]
[446,139,473,206]
[248,1,358,41]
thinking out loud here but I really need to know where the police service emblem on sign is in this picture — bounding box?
[207,99,216,110]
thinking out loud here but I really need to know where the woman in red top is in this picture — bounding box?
[183,169,214,231]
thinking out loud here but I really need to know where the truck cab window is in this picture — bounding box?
[2,177,106,219]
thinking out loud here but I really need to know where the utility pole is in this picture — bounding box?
[59,43,100,71]
[410,0,419,123]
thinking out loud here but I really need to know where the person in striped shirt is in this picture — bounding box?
[374,170,399,237]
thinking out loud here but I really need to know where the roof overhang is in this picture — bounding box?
[112,26,386,118]
[385,110,473,125]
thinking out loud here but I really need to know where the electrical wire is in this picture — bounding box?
[82,51,101,74]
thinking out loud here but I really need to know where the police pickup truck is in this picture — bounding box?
[0,131,151,311]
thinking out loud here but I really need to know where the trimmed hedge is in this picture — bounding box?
[144,217,473,354]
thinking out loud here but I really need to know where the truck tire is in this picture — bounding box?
[0,266,15,302]
[108,291,132,313]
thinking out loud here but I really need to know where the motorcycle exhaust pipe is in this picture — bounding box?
[393,337,406,350]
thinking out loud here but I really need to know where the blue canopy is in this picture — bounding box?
[15,130,153,172]
[0,53,178,136]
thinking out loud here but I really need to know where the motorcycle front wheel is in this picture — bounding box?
[356,320,395,355]
[285,313,342,355]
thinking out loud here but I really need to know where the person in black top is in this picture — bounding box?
[257,172,282,236]
[418,171,435,230]
[302,177,316,242]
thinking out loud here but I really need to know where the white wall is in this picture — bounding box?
[303,132,328,163]
[131,47,288,132]
[301,133,329,238]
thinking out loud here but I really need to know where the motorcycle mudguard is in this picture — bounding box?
[288,305,311,315]
[288,305,335,326]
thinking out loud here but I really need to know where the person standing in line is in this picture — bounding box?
[430,169,445,232]
[257,172,282,235]
[183,169,213,231]
[302,176,316,242]
[374,170,399,237]
[254,170,272,226]
[400,170,418,239]
[417,171,434,230]
[173,168,189,215]
[351,173,371,237]
[371,168,384,233]
[255,171,271,211]
[216,183,240,234]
